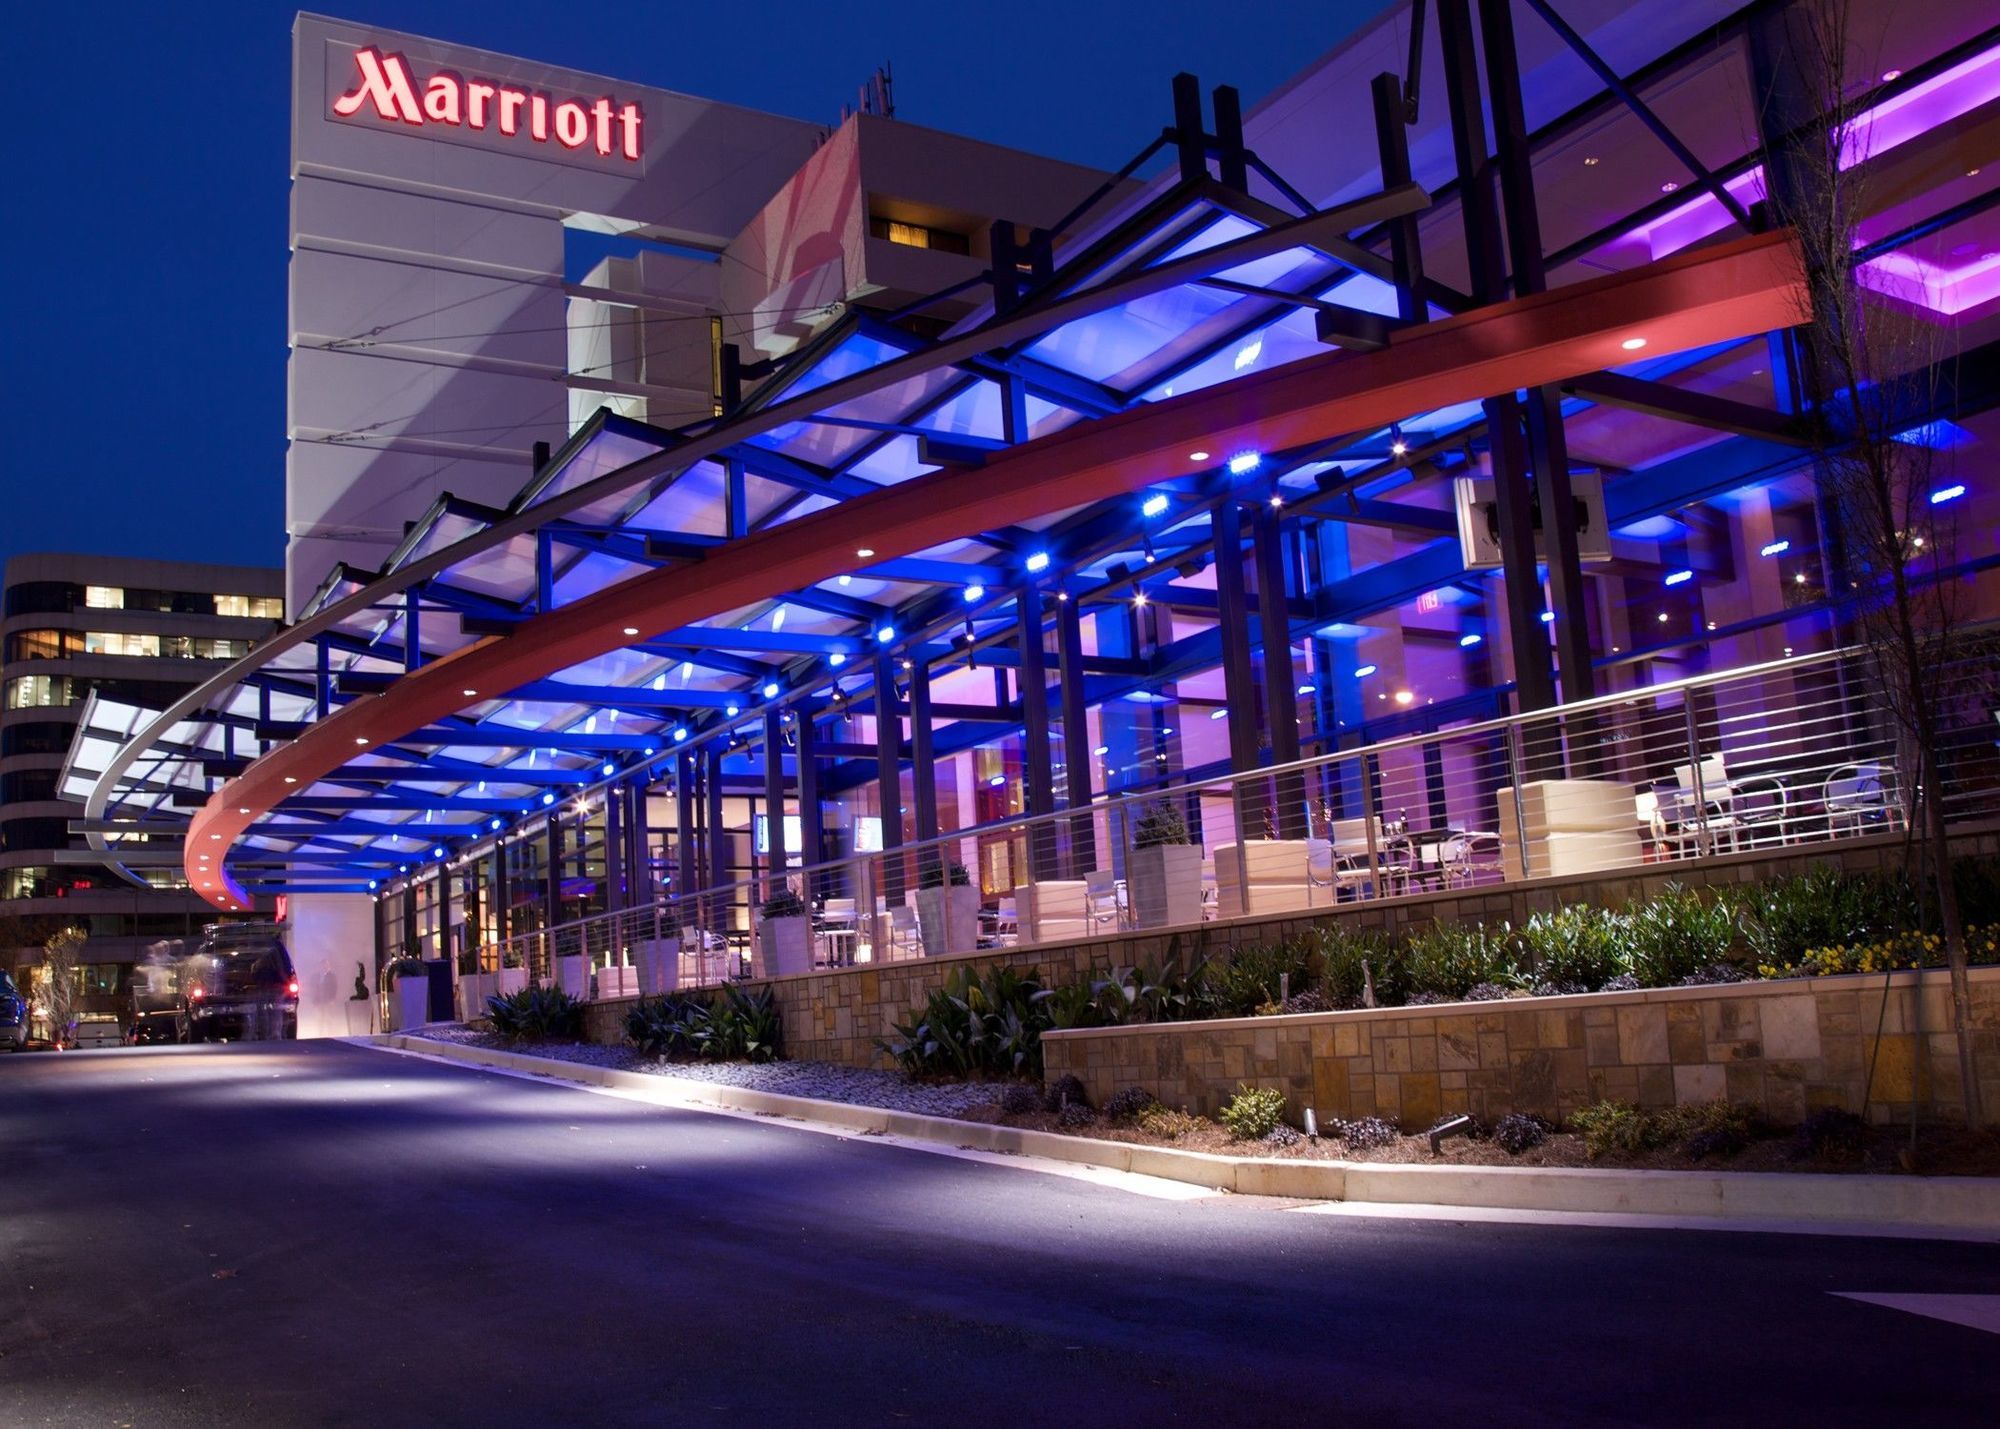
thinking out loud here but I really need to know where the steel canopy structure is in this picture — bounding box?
[74,4,2000,942]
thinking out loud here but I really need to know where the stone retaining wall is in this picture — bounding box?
[576,827,1998,1078]
[1042,965,2000,1128]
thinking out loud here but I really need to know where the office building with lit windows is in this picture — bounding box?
[3,554,282,993]
[78,4,2000,1038]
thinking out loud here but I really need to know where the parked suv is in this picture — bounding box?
[1,971,27,1051]
[176,930,299,1043]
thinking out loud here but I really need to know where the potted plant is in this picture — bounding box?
[1127,802,1203,930]
[635,907,682,996]
[914,860,979,956]
[384,957,430,1031]
[554,946,590,999]
[756,888,812,978]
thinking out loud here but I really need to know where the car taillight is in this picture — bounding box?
[190,986,206,1002]
[285,979,300,997]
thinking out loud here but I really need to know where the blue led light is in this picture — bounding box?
[1141,492,1170,518]
[829,651,847,667]
[1540,611,1556,624]
[1664,569,1694,587]
[761,681,780,699]
[963,585,984,603]
[1092,745,1110,756]
[1297,682,1317,695]
[726,702,741,716]
[1929,483,1966,505]
[489,818,503,831]
[1354,664,1378,678]
[673,727,688,743]
[1226,450,1262,476]
[1025,551,1050,573]
[431,846,445,859]
[1760,539,1791,557]
[542,792,556,806]
[988,774,1006,787]
[875,625,896,644]
[1459,633,1483,647]
[601,761,616,777]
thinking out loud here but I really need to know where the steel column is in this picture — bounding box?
[796,710,823,898]
[1211,499,1261,773]
[908,660,939,857]
[1253,503,1306,836]
[874,650,905,904]
[1370,71,1427,324]
[1018,595,1058,879]
[1440,0,1558,714]
[1054,595,1096,875]
[762,709,787,894]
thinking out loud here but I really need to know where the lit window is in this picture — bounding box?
[83,586,123,609]
[84,631,161,658]
[868,215,970,256]
[215,594,283,619]
[4,675,74,709]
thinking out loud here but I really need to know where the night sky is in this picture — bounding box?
[0,0,1386,578]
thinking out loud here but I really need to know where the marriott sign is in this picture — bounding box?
[332,47,644,161]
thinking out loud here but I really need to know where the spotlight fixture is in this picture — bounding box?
[1389,425,1408,457]
[1664,569,1694,586]
[1760,539,1791,557]
[602,761,616,776]
[1141,492,1169,518]
[542,792,556,806]
[829,651,847,667]
[1459,633,1482,647]
[1226,450,1262,476]
[1025,551,1050,573]
[1660,180,1679,193]
[876,624,896,644]
[726,702,741,716]
[1880,68,1902,81]
[622,627,639,637]
[462,688,478,698]
[1354,664,1378,678]
[673,728,688,743]
[1929,484,1966,505]
[963,584,984,603]
[761,681,780,699]
[1394,690,1415,706]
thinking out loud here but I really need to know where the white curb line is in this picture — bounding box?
[357,1035,2000,1236]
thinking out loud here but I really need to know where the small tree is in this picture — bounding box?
[1761,0,1980,1122]
[41,926,87,1049]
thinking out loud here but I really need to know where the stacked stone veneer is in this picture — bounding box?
[1042,965,2000,1128]
[575,826,1999,1094]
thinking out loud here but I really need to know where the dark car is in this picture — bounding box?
[176,934,299,1043]
[1,970,27,1051]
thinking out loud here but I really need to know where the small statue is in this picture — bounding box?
[350,961,369,1001]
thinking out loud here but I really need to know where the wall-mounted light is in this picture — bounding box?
[963,584,984,603]
[1226,450,1262,476]
[1025,551,1050,573]
[1760,539,1791,557]
[1354,663,1378,677]
[761,681,780,698]
[1929,484,1966,505]
[1664,569,1694,586]
[1142,492,1169,518]
[1459,633,1483,647]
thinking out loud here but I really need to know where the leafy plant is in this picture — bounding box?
[1032,980,1102,1030]
[1404,922,1517,1001]
[918,860,972,889]
[758,888,806,920]
[1135,1105,1202,1139]
[1092,954,1211,1025]
[624,984,780,1062]
[998,1083,1042,1116]
[1518,906,1622,991]
[1621,884,1738,988]
[1218,1084,1287,1140]
[879,966,1050,1079]
[1131,801,1192,849]
[1207,940,1313,1018]
[1491,1112,1549,1155]
[1568,1100,1672,1160]
[487,982,583,1042]
[1330,1116,1398,1150]
[384,957,428,983]
[1659,1100,1758,1160]
[1103,1086,1158,1122]
[1306,925,1405,1008]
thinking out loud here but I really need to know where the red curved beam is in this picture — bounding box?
[189,231,1807,906]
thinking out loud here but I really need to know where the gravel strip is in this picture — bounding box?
[402,1024,1008,1118]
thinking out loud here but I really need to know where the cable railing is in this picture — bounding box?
[462,643,2000,1010]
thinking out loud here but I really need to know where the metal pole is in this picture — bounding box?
[1017,594,1058,880]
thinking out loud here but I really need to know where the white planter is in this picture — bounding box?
[457,972,498,1020]
[389,976,430,1031]
[496,965,528,998]
[1128,843,1204,930]
[757,916,812,978]
[636,936,682,996]
[914,884,980,956]
[594,965,638,1000]
[555,955,588,999]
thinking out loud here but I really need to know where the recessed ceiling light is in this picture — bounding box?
[1660,180,1679,193]
[1188,450,1210,462]
[622,627,639,637]
[463,689,478,698]
[238,807,250,815]
[855,547,875,559]
[1583,156,1600,166]
[210,834,222,841]
[1880,68,1902,82]
[283,776,297,784]
[355,736,369,745]
[1621,337,1648,351]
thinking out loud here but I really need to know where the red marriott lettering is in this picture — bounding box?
[333,47,643,161]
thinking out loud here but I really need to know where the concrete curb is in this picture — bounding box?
[363,1035,2000,1231]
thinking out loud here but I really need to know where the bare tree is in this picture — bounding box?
[1759,0,1980,1124]
[41,926,88,1050]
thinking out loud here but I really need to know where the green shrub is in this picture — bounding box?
[1657,1100,1758,1159]
[624,985,780,1062]
[1738,866,1915,973]
[1103,1086,1158,1122]
[1305,925,1406,1008]
[487,982,583,1042]
[1135,1105,1203,1139]
[1092,951,1212,1025]
[384,957,428,983]
[1405,921,1517,1000]
[879,965,1049,1078]
[1217,1084,1287,1140]
[1567,1100,1671,1160]
[1207,940,1314,1018]
[1519,905,1623,990]
[917,860,971,888]
[1621,884,1738,987]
